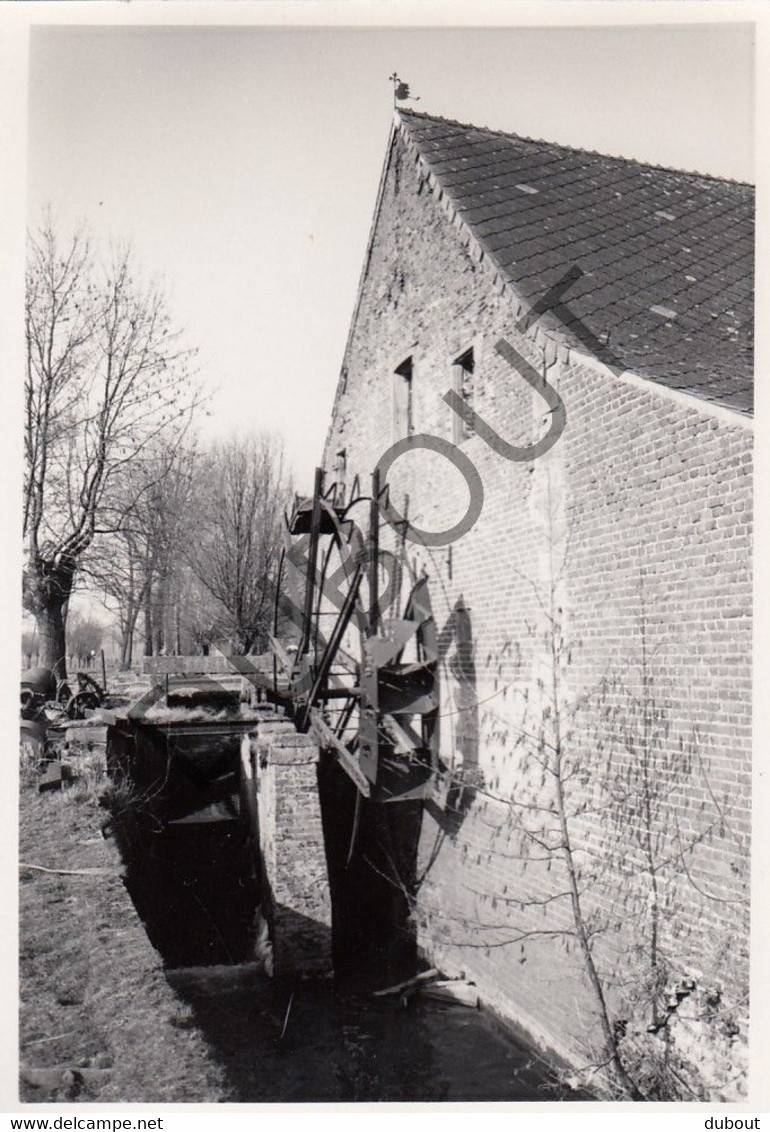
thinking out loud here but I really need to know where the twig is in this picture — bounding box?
[462,884,572,909]
[673,815,749,906]
[22,1032,76,1047]
[666,1063,702,1101]
[279,993,294,1042]
[19,862,119,877]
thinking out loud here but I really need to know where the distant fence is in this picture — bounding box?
[20,655,109,679]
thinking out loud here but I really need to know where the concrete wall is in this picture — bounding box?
[324,127,752,1093]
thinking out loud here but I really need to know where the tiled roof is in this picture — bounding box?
[397,110,754,415]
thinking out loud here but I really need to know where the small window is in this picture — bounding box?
[393,357,413,440]
[332,449,347,505]
[452,348,475,444]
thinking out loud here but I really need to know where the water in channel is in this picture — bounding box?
[109,723,574,1103]
[166,963,569,1103]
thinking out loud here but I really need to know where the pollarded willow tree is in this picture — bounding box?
[23,217,200,674]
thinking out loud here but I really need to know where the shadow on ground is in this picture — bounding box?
[165,963,571,1103]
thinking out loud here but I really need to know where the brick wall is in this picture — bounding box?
[323,126,752,1093]
[248,720,333,977]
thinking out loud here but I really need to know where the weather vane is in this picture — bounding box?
[389,73,420,107]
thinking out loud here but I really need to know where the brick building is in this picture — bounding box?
[323,110,753,1096]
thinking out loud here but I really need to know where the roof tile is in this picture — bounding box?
[398,110,754,414]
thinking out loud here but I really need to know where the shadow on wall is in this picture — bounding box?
[430,596,482,839]
[313,598,482,983]
[116,820,260,968]
[317,751,424,985]
[257,869,333,979]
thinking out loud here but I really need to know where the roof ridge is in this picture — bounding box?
[396,108,754,190]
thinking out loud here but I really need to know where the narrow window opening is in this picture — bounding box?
[393,356,414,440]
[332,449,347,505]
[452,348,475,444]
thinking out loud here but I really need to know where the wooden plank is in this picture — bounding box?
[309,710,370,797]
[166,798,239,825]
[38,761,62,793]
[380,712,421,753]
[419,980,480,1008]
[372,968,439,997]
[364,619,420,669]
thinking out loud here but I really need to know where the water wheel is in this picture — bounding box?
[270,467,440,804]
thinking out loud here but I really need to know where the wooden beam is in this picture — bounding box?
[309,710,370,797]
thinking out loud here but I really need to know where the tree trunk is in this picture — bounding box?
[120,602,140,671]
[153,575,166,655]
[120,625,134,670]
[39,601,67,675]
[143,594,153,656]
[23,556,75,678]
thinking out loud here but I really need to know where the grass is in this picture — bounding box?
[19,745,229,1103]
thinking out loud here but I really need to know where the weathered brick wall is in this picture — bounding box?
[561,358,751,971]
[323,125,752,1090]
[249,720,333,977]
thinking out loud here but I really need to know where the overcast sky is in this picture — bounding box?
[28,22,754,493]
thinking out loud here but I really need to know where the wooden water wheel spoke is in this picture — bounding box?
[279,467,440,803]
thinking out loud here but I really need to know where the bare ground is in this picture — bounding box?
[18,746,568,1104]
[18,753,228,1104]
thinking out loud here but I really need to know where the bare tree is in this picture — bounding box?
[23,216,200,673]
[189,433,291,655]
[21,629,39,669]
[87,442,197,667]
[173,565,225,657]
[66,612,103,670]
